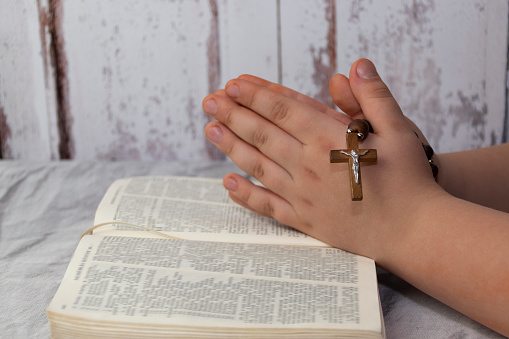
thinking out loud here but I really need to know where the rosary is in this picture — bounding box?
[330,119,438,201]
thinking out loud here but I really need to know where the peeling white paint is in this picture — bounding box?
[64,0,213,161]
[0,0,508,159]
[336,0,508,152]
[0,0,56,159]
[218,0,279,85]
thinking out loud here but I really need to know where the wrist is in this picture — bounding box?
[371,184,449,271]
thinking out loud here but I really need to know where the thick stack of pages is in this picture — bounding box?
[47,177,385,338]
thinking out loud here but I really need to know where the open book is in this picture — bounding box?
[47,176,385,338]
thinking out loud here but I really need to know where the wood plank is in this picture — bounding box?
[336,0,508,153]
[41,0,60,159]
[280,0,336,108]
[0,0,58,159]
[485,0,509,145]
[217,0,279,85]
[62,0,216,161]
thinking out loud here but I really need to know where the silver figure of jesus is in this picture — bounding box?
[339,149,370,184]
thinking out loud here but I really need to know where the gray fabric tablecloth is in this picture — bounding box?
[0,161,504,338]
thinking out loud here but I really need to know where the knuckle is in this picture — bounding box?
[261,199,275,218]
[369,83,393,99]
[268,97,290,123]
[248,86,260,108]
[250,159,265,180]
[223,106,235,127]
[223,140,235,158]
[315,135,337,153]
[303,167,320,181]
[241,185,254,205]
[251,126,268,149]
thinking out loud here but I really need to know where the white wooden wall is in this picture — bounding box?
[0,0,508,160]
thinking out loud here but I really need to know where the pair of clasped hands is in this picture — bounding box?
[202,59,509,336]
[202,59,439,260]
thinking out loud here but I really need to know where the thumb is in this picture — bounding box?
[349,59,409,134]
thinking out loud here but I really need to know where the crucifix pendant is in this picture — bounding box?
[330,120,377,201]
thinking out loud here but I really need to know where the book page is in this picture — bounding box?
[48,235,382,334]
[94,177,327,247]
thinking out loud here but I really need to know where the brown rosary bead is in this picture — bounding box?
[430,160,439,178]
[347,119,372,141]
[423,144,434,160]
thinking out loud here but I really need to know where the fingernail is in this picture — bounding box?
[226,84,239,98]
[357,59,379,79]
[224,178,237,192]
[206,126,223,143]
[203,99,217,115]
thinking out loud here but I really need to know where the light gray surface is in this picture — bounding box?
[0,161,504,338]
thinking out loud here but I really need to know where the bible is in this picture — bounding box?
[47,176,385,338]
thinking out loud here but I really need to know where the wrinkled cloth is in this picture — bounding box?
[0,161,503,338]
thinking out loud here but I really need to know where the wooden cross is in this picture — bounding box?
[330,132,377,201]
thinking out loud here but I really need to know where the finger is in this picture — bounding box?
[223,173,297,227]
[238,74,330,112]
[348,59,410,134]
[329,73,363,118]
[214,89,228,97]
[203,93,302,169]
[224,79,343,143]
[348,59,434,183]
[238,74,351,124]
[204,122,292,195]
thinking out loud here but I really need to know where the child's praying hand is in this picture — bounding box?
[203,59,509,336]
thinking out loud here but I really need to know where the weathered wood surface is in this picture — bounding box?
[0,0,59,159]
[218,0,279,85]
[0,0,508,160]
[336,0,509,153]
